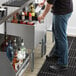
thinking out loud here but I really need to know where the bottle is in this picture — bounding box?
[12,38,18,53]
[1,36,8,52]
[6,40,14,62]
[20,39,26,59]
[11,14,18,23]
[30,4,35,16]
[22,11,25,21]
[12,51,19,72]
[22,8,27,21]
[27,12,34,25]
[29,12,32,22]
[16,13,21,23]
[17,48,23,68]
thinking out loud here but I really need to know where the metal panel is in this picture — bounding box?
[0,52,16,76]
[34,21,46,48]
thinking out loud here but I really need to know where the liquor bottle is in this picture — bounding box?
[11,14,18,23]
[29,12,32,22]
[30,4,35,16]
[1,36,8,52]
[21,8,27,21]
[6,40,14,62]
[22,11,25,21]
[16,13,21,23]
[12,38,18,53]
[17,48,23,68]
[20,39,26,59]
[12,51,19,72]
[27,12,34,25]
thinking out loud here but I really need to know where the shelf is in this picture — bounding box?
[0,52,29,76]
[16,54,29,76]
[2,0,29,7]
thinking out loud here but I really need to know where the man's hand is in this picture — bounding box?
[38,14,44,23]
[38,2,53,23]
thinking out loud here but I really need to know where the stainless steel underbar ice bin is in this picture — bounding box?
[6,21,46,49]
[6,20,47,71]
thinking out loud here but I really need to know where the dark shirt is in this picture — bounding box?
[47,0,73,15]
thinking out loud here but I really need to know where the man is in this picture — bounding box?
[38,0,73,71]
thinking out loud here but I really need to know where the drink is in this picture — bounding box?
[11,14,18,23]
[12,38,18,53]
[1,36,8,52]
[6,40,14,62]
[16,13,21,23]
[22,8,27,21]
[30,4,35,16]
[20,39,26,59]
[12,51,19,72]
[29,13,32,22]
[22,11,25,21]
[17,48,23,68]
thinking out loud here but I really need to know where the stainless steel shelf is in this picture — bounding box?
[16,54,29,76]
[0,52,29,76]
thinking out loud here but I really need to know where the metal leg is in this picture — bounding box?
[41,39,44,57]
[4,7,7,40]
[41,34,47,57]
[30,49,34,72]
[44,34,46,55]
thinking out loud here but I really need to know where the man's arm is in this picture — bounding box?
[38,0,56,22]
[42,2,53,18]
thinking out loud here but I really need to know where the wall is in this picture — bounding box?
[67,0,76,36]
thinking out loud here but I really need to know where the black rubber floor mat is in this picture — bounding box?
[69,49,76,57]
[67,36,74,47]
[37,36,76,76]
[71,38,76,51]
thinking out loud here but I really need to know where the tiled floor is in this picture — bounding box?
[23,31,54,76]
